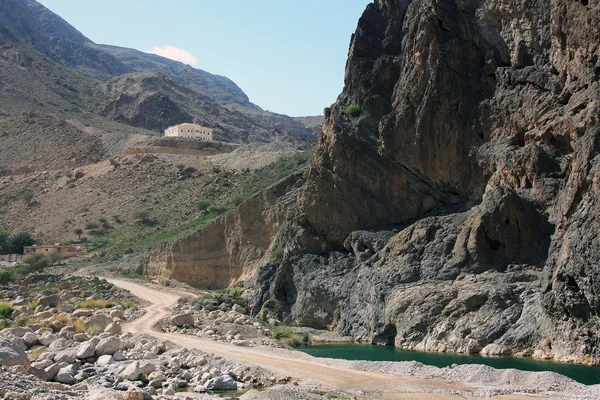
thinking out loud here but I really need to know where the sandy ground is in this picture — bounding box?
[104,278,596,399]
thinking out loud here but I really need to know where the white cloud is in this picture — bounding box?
[148,45,198,65]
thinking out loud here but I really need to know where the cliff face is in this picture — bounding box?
[253,0,600,363]
[142,173,304,289]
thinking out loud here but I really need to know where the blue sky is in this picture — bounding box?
[39,0,371,117]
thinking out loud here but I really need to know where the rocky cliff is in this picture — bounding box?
[248,0,600,364]
[142,172,305,289]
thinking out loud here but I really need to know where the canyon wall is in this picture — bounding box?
[254,0,600,364]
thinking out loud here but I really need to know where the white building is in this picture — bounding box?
[164,123,213,141]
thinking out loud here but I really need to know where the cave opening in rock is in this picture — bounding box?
[372,324,398,346]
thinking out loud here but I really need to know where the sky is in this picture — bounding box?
[38,0,372,117]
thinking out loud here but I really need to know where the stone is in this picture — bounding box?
[77,341,96,359]
[38,333,58,346]
[45,363,61,380]
[95,336,124,356]
[138,361,155,375]
[0,339,30,369]
[85,314,113,330]
[120,361,140,381]
[96,354,113,367]
[110,309,125,319]
[122,387,143,400]
[170,313,194,327]
[7,327,33,337]
[72,309,94,317]
[73,333,90,342]
[105,322,122,335]
[38,294,60,307]
[205,374,237,390]
[113,350,126,361]
[54,372,75,384]
[22,332,39,347]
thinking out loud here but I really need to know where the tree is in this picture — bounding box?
[74,228,83,240]
[7,232,34,254]
[23,253,50,274]
[0,231,8,254]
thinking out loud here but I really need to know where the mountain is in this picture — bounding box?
[145,0,600,365]
[0,0,316,141]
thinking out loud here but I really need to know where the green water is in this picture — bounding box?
[300,344,600,385]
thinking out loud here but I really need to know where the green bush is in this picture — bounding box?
[23,253,50,274]
[135,210,156,226]
[74,228,83,239]
[270,247,284,262]
[0,269,16,285]
[271,327,292,340]
[346,104,361,117]
[208,205,227,215]
[196,199,211,211]
[85,221,100,230]
[231,195,245,207]
[0,303,14,320]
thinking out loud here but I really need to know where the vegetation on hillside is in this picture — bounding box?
[0,231,35,254]
[83,148,314,256]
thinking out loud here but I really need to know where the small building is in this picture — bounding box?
[23,244,87,260]
[0,254,23,263]
[164,123,213,141]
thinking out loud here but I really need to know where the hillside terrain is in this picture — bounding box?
[0,0,318,141]
[141,0,600,367]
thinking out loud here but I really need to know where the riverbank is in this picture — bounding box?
[109,278,600,399]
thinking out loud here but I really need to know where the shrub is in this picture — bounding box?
[208,205,227,215]
[0,269,15,285]
[23,253,50,274]
[19,189,34,204]
[74,228,83,240]
[231,195,245,207]
[270,247,284,262]
[346,104,361,117]
[0,302,14,319]
[135,210,156,226]
[74,169,84,179]
[196,199,211,211]
[271,327,292,340]
[84,221,100,231]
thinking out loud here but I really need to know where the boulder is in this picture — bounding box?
[0,339,30,369]
[170,313,194,327]
[122,387,143,400]
[73,333,90,342]
[85,314,113,330]
[39,333,58,347]
[54,372,75,384]
[38,294,60,307]
[72,309,94,317]
[6,326,33,337]
[95,336,124,356]
[45,363,61,380]
[105,322,122,335]
[85,388,124,400]
[120,361,140,381]
[22,332,39,347]
[205,374,237,390]
[77,341,96,359]
[96,354,113,367]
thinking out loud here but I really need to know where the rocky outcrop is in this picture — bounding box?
[142,172,305,289]
[252,0,600,364]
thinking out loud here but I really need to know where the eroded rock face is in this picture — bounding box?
[143,172,305,289]
[253,0,600,364]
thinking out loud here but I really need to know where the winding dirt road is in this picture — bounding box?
[107,279,538,399]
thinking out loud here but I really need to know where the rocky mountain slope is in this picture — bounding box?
[0,0,317,141]
[148,0,600,365]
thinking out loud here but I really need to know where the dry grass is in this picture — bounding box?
[28,346,48,361]
[85,323,103,335]
[52,315,88,333]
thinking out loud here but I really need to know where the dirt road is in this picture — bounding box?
[108,279,541,399]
